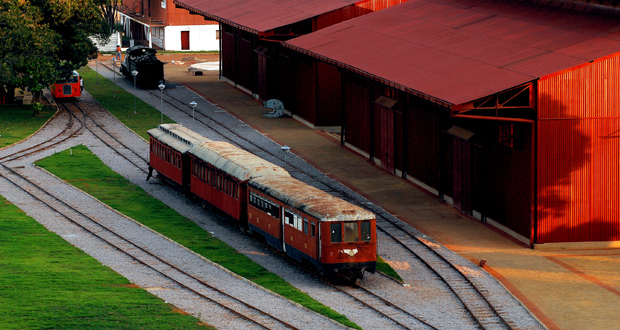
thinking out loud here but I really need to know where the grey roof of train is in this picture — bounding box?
[147,124,209,153]
[189,141,291,181]
[250,176,375,222]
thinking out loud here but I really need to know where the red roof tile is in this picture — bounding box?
[173,0,360,34]
[284,0,620,105]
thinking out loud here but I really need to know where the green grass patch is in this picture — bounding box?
[0,194,212,329]
[78,66,173,140]
[35,145,361,330]
[0,105,55,148]
[376,255,404,283]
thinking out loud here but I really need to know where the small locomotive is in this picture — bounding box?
[120,46,165,88]
[50,70,82,99]
[147,124,377,281]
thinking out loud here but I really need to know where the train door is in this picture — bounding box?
[282,208,288,252]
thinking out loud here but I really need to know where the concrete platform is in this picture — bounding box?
[158,56,620,330]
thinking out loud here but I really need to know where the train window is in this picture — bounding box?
[330,223,342,243]
[361,221,371,242]
[311,222,316,237]
[303,218,308,234]
[344,222,359,242]
[285,211,294,225]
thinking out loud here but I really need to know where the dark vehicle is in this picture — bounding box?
[50,70,82,99]
[147,124,377,282]
[120,46,164,88]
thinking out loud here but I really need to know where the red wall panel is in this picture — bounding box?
[537,55,620,243]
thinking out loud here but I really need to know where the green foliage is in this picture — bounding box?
[0,0,106,93]
[0,195,212,329]
[36,145,361,330]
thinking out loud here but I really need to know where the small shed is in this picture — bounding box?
[284,0,620,246]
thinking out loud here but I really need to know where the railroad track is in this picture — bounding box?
[97,60,516,329]
[0,162,300,330]
[0,98,309,330]
[56,100,149,174]
[0,105,81,164]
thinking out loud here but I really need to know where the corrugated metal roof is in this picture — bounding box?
[189,141,291,181]
[147,124,210,153]
[173,0,360,34]
[251,176,375,222]
[284,0,620,105]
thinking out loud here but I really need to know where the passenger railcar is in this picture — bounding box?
[147,124,209,190]
[147,124,377,281]
[120,45,165,88]
[248,176,376,280]
[50,71,82,99]
[188,141,290,222]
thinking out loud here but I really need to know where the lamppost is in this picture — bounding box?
[132,70,138,114]
[190,101,197,128]
[281,145,291,164]
[158,83,165,124]
[111,58,116,98]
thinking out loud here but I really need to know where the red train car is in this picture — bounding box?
[148,124,377,281]
[188,140,290,221]
[50,71,82,99]
[248,176,377,280]
[147,124,209,189]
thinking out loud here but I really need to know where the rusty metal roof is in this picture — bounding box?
[189,141,291,181]
[284,0,620,106]
[173,0,359,35]
[250,176,375,222]
[147,124,210,153]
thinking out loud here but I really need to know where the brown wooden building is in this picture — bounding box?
[173,0,409,128]
[283,0,620,246]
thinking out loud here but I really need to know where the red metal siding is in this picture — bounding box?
[405,104,438,189]
[315,62,342,126]
[344,75,371,154]
[294,59,317,122]
[537,55,620,242]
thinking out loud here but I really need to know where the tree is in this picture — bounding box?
[0,0,109,103]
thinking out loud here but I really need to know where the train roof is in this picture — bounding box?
[147,124,209,153]
[126,45,158,56]
[189,141,291,181]
[250,176,375,222]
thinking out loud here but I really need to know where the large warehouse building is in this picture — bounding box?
[176,0,620,247]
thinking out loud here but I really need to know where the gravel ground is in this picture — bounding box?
[0,60,547,330]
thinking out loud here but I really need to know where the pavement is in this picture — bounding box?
[103,53,620,330]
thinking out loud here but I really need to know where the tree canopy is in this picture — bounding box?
[0,0,110,95]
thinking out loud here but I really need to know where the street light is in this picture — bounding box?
[131,70,138,114]
[281,145,291,164]
[189,101,197,128]
[158,83,165,124]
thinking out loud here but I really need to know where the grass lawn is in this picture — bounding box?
[35,145,361,330]
[0,105,55,149]
[78,66,173,141]
[0,194,212,330]
[377,256,404,283]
